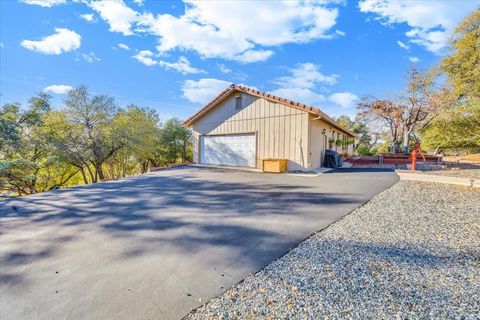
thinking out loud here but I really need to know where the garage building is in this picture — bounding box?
[183,84,355,170]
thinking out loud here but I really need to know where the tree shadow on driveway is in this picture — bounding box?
[0,168,360,285]
[0,166,401,320]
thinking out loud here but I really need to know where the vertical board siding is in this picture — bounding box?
[192,93,312,170]
[266,102,271,157]
[309,114,354,168]
[310,114,329,168]
[279,105,285,159]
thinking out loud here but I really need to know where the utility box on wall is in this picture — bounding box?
[262,159,287,173]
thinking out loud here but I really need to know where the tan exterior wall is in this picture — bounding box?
[309,116,329,168]
[309,114,355,168]
[192,93,310,170]
[191,92,355,170]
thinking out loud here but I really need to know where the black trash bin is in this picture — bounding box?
[324,149,340,168]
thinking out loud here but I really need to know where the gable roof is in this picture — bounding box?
[183,84,356,137]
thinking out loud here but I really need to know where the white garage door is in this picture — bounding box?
[200,134,256,167]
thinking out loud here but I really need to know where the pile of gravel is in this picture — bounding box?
[187,181,480,319]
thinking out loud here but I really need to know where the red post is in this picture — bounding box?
[411,148,417,171]
[410,142,425,171]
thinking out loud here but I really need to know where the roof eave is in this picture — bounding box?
[183,84,356,138]
[314,115,356,138]
[182,85,235,127]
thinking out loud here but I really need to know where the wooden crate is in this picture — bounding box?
[262,159,287,173]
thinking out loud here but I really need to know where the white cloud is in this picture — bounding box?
[133,0,144,5]
[397,40,410,50]
[233,50,275,63]
[328,92,359,109]
[274,63,338,89]
[89,0,139,36]
[21,0,65,7]
[406,28,449,53]
[21,28,81,55]
[90,0,341,63]
[43,84,73,94]
[217,63,231,73]
[268,62,338,105]
[132,51,204,74]
[140,0,338,61]
[216,64,249,81]
[118,43,130,50]
[0,43,4,48]
[335,30,346,37]
[138,12,254,61]
[183,1,339,46]
[408,56,420,63]
[158,56,205,75]
[80,13,96,23]
[80,52,100,63]
[182,78,231,104]
[132,50,157,66]
[359,0,478,53]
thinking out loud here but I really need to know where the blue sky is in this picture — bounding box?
[0,0,478,120]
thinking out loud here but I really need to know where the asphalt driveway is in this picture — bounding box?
[0,166,398,320]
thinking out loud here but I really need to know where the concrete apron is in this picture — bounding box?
[191,164,335,177]
[189,163,262,173]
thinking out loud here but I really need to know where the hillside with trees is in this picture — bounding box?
[0,86,192,197]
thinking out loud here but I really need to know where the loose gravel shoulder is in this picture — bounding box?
[187,181,480,319]
[419,163,480,179]
[419,169,480,179]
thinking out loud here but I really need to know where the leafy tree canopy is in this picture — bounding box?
[421,9,480,154]
[1,87,193,197]
[441,8,480,101]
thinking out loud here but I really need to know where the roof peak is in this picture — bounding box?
[183,84,355,137]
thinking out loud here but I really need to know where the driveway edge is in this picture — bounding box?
[396,171,480,188]
[183,175,401,319]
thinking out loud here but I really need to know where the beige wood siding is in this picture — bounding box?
[192,93,310,170]
[309,115,329,168]
[309,114,356,168]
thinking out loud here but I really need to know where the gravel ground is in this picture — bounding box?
[187,181,480,319]
[419,169,480,179]
[351,162,480,179]
[417,163,480,179]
